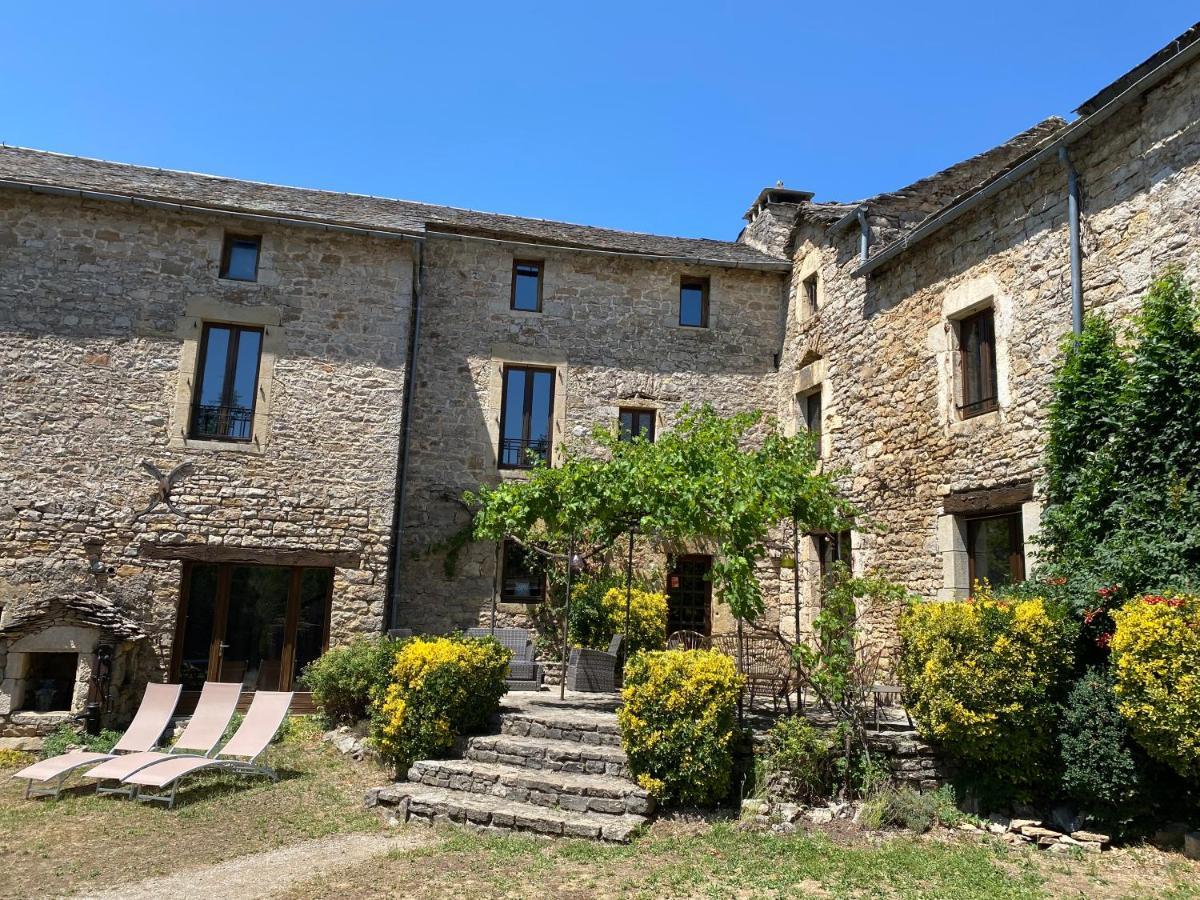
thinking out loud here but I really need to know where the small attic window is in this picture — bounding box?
[220,234,261,282]
[679,276,709,328]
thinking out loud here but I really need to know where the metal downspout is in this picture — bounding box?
[855,206,870,265]
[1058,148,1084,335]
[385,237,425,631]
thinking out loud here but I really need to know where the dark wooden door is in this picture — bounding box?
[666,555,713,636]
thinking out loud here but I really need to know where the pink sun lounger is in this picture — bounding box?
[120,690,293,808]
[83,680,241,797]
[13,682,182,800]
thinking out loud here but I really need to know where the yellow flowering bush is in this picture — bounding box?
[1110,593,1200,779]
[374,636,510,772]
[618,649,743,805]
[898,592,1075,791]
[570,582,668,655]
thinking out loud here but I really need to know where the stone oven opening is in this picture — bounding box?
[18,652,80,713]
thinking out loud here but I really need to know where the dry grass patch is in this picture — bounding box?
[281,819,1200,900]
[0,718,388,897]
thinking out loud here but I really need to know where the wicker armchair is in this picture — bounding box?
[465,627,544,691]
[566,634,623,693]
[713,633,793,713]
[666,629,711,651]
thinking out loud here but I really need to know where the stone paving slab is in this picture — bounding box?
[465,734,630,777]
[372,783,648,843]
[408,758,653,815]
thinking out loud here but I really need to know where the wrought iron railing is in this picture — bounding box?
[499,437,549,469]
[191,403,254,441]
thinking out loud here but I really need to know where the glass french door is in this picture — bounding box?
[173,562,333,693]
[666,555,713,636]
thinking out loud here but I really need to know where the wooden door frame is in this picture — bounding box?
[666,554,714,636]
[170,560,334,692]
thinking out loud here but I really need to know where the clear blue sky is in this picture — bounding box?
[3,3,1196,240]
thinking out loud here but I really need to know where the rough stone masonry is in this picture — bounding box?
[1,23,1199,724]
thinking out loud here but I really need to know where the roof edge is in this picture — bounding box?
[853,28,1200,278]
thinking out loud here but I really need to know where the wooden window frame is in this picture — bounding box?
[957,307,998,419]
[510,259,544,312]
[219,233,262,282]
[815,530,852,581]
[169,560,333,693]
[618,407,656,443]
[497,364,556,469]
[679,276,710,328]
[803,273,819,317]
[189,322,264,442]
[499,539,547,603]
[965,512,1025,592]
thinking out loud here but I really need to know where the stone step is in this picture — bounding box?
[367,783,647,843]
[408,758,653,816]
[465,734,630,778]
[499,710,623,746]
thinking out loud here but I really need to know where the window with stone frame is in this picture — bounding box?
[510,259,543,312]
[965,512,1025,591]
[815,530,852,581]
[956,307,998,418]
[618,407,656,443]
[803,273,819,318]
[679,276,710,328]
[500,539,546,602]
[498,365,555,468]
[189,323,264,442]
[797,388,823,455]
[219,233,261,282]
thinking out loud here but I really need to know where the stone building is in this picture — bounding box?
[1,22,1198,727]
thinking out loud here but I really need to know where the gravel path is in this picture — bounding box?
[78,830,432,900]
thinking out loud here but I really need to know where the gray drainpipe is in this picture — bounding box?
[855,206,870,265]
[1058,148,1084,336]
[385,237,426,632]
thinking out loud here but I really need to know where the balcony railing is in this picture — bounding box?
[191,403,254,441]
[499,437,549,469]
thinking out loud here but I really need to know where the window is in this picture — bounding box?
[510,260,543,312]
[798,389,822,452]
[219,234,261,282]
[803,273,819,317]
[500,539,545,602]
[966,513,1024,590]
[190,323,264,441]
[815,530,852,580]
[958,308,998,418]
[618,408,656,443]
[679,276,709,328]
[498,365,555,468]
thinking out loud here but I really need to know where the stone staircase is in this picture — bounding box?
[365,693,653,843]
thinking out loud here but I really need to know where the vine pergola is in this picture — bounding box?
[466,406,854,694]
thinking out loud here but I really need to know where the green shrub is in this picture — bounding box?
[1059,668,1142,821]
[375,636,510,772]
[860,785,961,833]
[569,580,667,655]
[301,635,408,726]
[618,649,743,806]
[38,724,122,759]
[760,715,838,804]
[1110,593,1200,780]
[898,590,1075,796]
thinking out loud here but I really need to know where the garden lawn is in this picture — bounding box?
[0,718,386,897]
[283,822,1200,900]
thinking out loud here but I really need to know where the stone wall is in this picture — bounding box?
[393,237,786,636]
[768,53,1200,671]
[0,190,412,698]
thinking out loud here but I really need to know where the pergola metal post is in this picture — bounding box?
[559,536,578,701]
[621,521,636,675]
